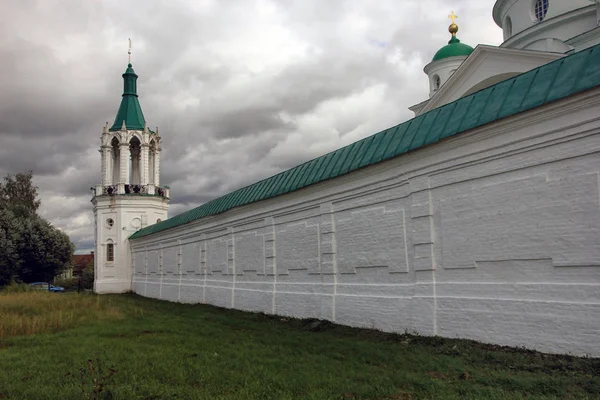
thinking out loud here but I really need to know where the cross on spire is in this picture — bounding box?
[448,11,458,25]
[128,38,132,64]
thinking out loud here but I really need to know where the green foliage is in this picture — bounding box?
[0,208,22,286]
[0,294,599,399]
[81,262,95,290]
[0,282,34,293]
[18,216,74,283]
[54,263,94,292]
[53,277,80,292]
[0,171,41,218]
[0,171,74,286]
[67,353,117,400]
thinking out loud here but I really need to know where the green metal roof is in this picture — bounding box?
[130,43,600,240]
[109,63,147,132]
[432,36,474,62]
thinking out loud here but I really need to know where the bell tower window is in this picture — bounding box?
[534,0,549,22]
[505,16,512,40]
[106,242,114,262]
[433,75,441,91]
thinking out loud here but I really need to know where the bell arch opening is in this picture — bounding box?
[149,139,157,185]
[129,137,142,185]
[111,137,120,185]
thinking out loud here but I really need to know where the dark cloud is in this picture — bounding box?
[0,0,502,251]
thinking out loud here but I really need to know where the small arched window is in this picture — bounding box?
[107,242,114,262]
[505,16,512,39]
[433,75,441,91]
[534,0,549,22]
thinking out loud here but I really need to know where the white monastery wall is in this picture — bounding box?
[130,90,600,356]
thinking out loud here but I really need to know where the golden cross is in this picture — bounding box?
[448,11,458,25]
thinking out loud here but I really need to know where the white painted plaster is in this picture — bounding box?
[93,126,169,294]
[494,1,597,51]
[127,89,600,357]
[415,46,564,116]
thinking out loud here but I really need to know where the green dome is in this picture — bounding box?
[432,36,474,62]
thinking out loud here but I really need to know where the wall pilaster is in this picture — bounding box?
[141,144,149,186]
[227,227,235,275]
[264,217,276,275]
[409,176,437,336]
[154,147,161,187]
[410,177,436,271]
[200,234,208,275]
[131,146,140,185]
[119,142,131,185]
[101,146,111,186]
[319,202,337,275]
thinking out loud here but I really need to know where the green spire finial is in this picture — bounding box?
[109,41,146,131]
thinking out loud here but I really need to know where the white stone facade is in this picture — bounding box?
[92,124,169,294]
[129,88,600,356]
[423,56,466,99]
[414,46,564,116]
[494,0,600,52]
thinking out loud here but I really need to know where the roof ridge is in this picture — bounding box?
[131,43,600,240]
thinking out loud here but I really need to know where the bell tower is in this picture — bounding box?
[92,49,169,294]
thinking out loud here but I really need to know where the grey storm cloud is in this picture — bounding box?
[0,0,503,251]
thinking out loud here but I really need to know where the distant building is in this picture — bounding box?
[72,253,94,277]
[57,252,94,280]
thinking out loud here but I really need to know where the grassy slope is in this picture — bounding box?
[0,293,599,400]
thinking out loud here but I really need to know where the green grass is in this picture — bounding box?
[0,293,598,399]
[0,290,131,338]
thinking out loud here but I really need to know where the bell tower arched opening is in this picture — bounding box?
[149,139,157,185]
[129,137,141,185]
[111,137,120,185]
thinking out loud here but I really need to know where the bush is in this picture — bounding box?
[1,282,34,293]
[80,264,94,290]
[54,266,94,292]
[53,277,80,292]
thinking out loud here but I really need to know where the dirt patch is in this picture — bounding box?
[301,318,335,332]
[137,330,166,337]
[427,371,449,380]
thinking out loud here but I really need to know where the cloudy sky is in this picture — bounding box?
[0,0,503,252]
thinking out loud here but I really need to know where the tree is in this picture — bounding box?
[80,259,95,290]
[17,216,74,283]
[0,171,41,218]
[0,208,22,286]
[0,171,74,286]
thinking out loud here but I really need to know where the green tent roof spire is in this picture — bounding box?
[109,63,146,131]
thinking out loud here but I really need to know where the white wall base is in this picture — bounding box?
[94,279,131,294]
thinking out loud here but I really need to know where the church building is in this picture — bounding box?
[92,0,600,356]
